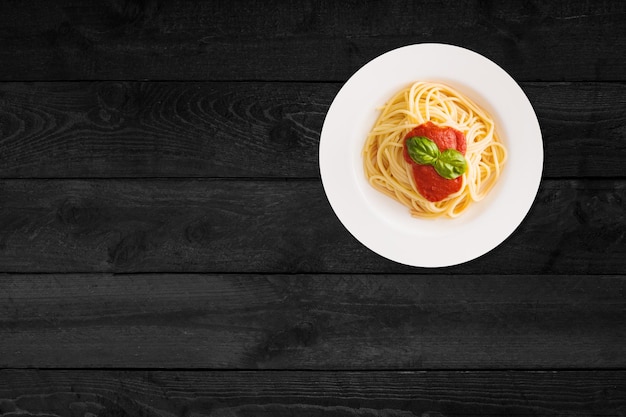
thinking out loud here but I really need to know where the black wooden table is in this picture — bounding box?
[1,1,625,416]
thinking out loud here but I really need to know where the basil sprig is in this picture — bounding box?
[406,136,467,180]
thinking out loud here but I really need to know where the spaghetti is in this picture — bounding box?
[362,81,507,218]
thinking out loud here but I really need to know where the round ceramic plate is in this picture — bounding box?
[319,43,543,267]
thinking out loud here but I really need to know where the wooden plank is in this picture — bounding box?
[0,370,624,416]
[0,82,625,178]
[529,82,626,177]
[1,273,624,369]
[0,179,625,274]
[0,1,624,81]
[0,82,331,178]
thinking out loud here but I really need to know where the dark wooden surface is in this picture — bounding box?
[1,370,625,416]
[1,1,625,416]
[1,274,624,369]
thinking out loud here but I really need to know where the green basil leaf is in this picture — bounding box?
[406,136,440,165]
[434,149,468,179]
[405,134,468,180]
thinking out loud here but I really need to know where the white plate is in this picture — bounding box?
[319,43,543,268]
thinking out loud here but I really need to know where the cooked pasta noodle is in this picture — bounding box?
[362,81,507,218]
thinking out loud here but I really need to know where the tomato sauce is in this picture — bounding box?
[402,121,467,202]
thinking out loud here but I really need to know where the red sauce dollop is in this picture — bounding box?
[402,121,467,202]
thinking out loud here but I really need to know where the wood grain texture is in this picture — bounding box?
[0,179,625,274]
[1,273,624,369]
[0,370,625,416]
[0,1,625,82]
[0,81,625,178]
[0,82,330,178]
